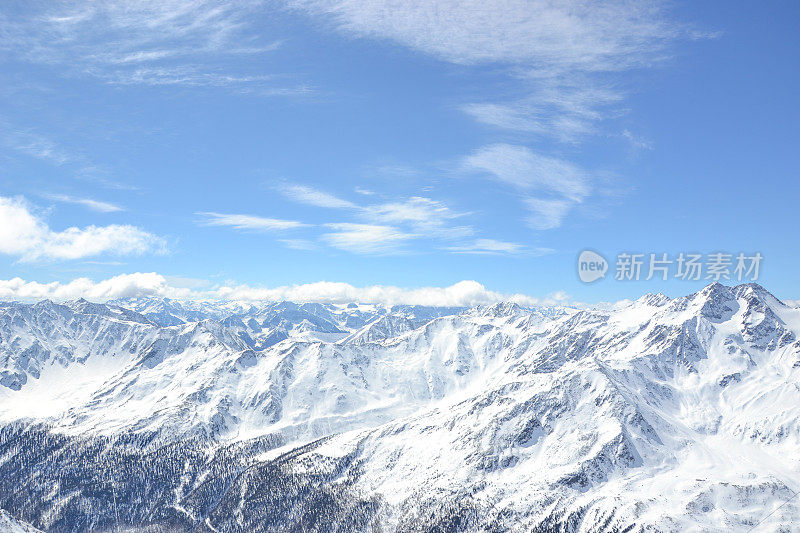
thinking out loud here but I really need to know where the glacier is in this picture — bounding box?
[0,283,797,531]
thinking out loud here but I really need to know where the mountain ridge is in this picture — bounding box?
[0,283,797,531]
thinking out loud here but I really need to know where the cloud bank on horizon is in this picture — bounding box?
[0,273,570,308]
[2,273,792,310]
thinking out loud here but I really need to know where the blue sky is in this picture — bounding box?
[1,1,798,305]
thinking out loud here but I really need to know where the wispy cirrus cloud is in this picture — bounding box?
[462,144,592,230]
[290,0,688,141]
[462,144,590,202]
[278,238,321,251]
[198,212,309,231]
[46,194,124,213]
[96,67,276,88]
[461,84,623,142]
[276,183,511,253]
[3,130,74,166]
[277,183,359,209]
[1,127,138,190]
[445,239,553,256]
[622,129,654,150]
[290,0,675,67]
[278,183,470,234]
[2,1,304,94]
[524,198,574,231]
[364,196,472,239]
[0,196,165,262]
[287,0,697,232]
[321,223,415,255]
[213,183,528,255]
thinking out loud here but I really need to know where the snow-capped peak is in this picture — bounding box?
[0,284,798,531]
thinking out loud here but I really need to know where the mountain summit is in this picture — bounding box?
[0,283,797,531]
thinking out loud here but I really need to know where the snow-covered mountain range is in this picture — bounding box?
[0,283,797,531]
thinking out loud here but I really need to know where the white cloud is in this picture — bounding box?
[291,0,674,67]
[106,50,178,64]
[354,186,375,196]
[524,198,573,230]
[98,67,279,88]
[277,184,358,209]
[462,84,622,141]
[366,164,421,180]
[366,196,453,223]
[279,238,320,251]
[0,273,571,307]
[3,130,74,166]
[22,2,258,57]
[291,0,683,140]
[213,279,557,307]
[47,194,124,213]
[198,212,309,231]
[271,186,477,250]
[0,273,185,302]
[461,103,546,134]
[4,1,298,93]
[365,196,472,239]
[622,129,654,150]
[0,196,165,261]
[1,127,137,190]
[446,238,552,256]
[322,223,414,254]
[278,184,468,235]
[463,144,590,202]
[206,187,530,256]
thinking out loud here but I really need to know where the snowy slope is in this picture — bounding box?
[0,284,798,531]
[285,283,800,531]
[0,299,546,443]
[0,510,41,533]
